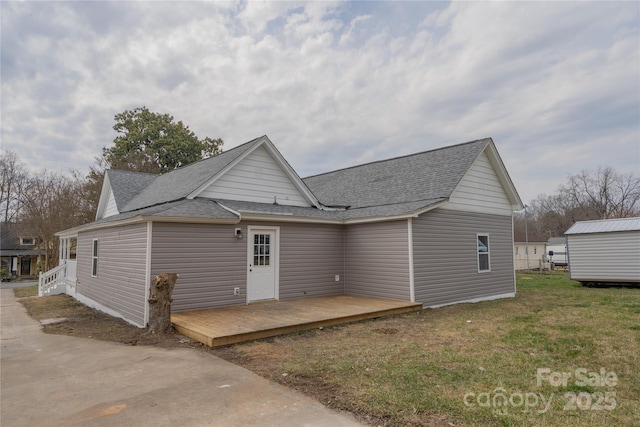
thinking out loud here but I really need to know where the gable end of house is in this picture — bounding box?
[444,141,523,216]
[189,136,319,208]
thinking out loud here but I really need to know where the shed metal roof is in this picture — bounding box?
[565,217,640,235]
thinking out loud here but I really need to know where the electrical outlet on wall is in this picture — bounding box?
[335,275,340,282]
[234,287,240,295]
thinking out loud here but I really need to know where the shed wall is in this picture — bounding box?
[344,220,411,300]
[76,223,148,326]
[568,231,640,282]
[413,209,515,306]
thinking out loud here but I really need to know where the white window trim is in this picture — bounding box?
[477,233,491,273]
[91,238,99,277]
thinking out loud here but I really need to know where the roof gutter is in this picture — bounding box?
[55,216,147,238]
[55,199,450,237]
[140,216,240,225]
[216,202,242,220]
[239,213,343,225]
[56,212,242,238]
[343,199,449,225]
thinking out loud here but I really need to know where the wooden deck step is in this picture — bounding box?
[171,295,422,347]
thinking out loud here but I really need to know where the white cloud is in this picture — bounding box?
[1,1,638,204]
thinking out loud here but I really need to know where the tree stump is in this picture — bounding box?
[148,272,179,333]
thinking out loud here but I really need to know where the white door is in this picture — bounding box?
[247,228,278,302]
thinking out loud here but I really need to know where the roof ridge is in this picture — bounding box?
[303,137,491,180]
[107,169,159,177]
[574,217,640,223]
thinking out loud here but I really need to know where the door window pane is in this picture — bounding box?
[252,233,271,266]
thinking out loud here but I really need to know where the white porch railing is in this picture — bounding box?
[38,264,67,296]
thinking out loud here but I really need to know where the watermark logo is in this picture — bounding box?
[463,388,552,415]
[463,367,618,415]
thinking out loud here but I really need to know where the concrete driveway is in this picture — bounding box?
[1,289,363,427]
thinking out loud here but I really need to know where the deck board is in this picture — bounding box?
[171,295,422,347]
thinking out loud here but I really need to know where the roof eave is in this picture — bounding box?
[56,216,147,237]
[139,216,240,225]
[484,140,525,211]
[239,213,343,225]
[94,172,115,221]
[343,199,449,224]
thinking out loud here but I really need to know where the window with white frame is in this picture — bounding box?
[477,234,490,272]
[20,237,35,245]
[91,239,98,277]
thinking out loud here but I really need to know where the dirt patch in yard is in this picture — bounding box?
[16,293,200,349]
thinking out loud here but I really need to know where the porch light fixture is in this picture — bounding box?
[235,228,243,239]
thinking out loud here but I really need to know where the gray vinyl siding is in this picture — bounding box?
[275,222,344,299]
[151,221,345,311]
[76,223,148,326]
[344,220,411,300]
[151,223,247,312]
[413,209,515,306]
[567,231,640,283]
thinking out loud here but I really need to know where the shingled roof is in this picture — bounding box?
[303,138,490,209]
[79,135,519,232]
[106,169,157,211]
[121,136,264,212]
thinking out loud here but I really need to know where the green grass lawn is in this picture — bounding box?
[214,272,640,426]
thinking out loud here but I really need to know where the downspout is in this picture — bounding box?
[407,217,415,302]
[512,213,517,296]
[342,226,346,295]
[144,220,153,327]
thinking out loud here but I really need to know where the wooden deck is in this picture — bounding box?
[171,295,422,347]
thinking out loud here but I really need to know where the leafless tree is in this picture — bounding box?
[17,171,88,271]
[528,166,640,237]
[562,167,640,219]
[0,151,28,223]
[528,194,590,238]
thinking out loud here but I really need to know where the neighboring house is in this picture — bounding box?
[513,227,547,270]
[565,217,640,285]
[546,236,568,266]
[45,136,523,327]
[0,223,44,279]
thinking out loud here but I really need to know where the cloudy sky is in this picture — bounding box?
[2,1,638,205]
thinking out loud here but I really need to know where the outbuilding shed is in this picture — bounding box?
[565,217,640,285]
